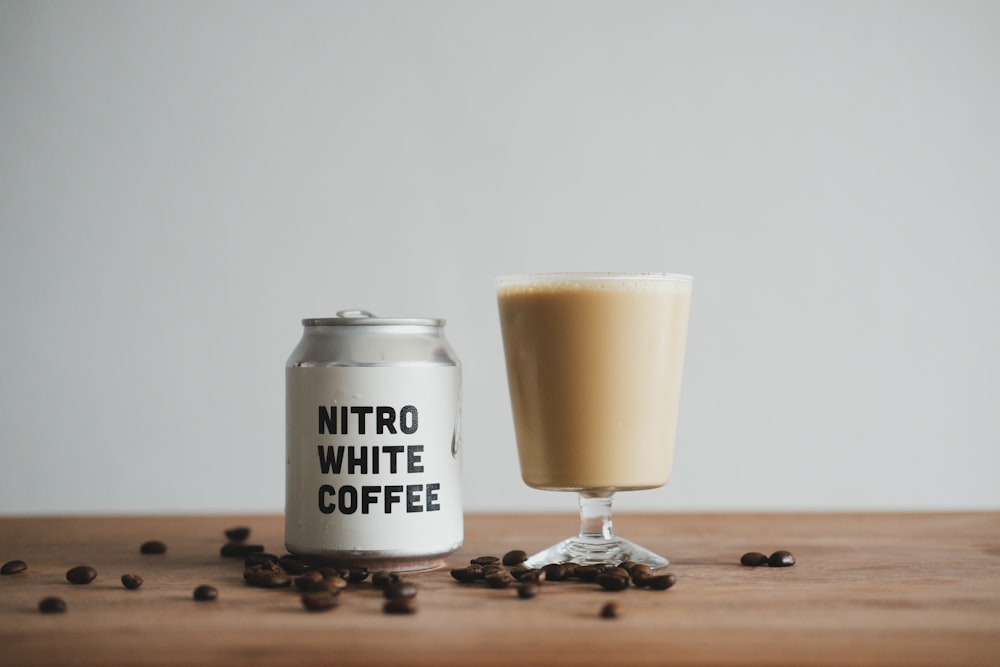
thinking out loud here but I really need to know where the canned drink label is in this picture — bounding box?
[286,365,462,554]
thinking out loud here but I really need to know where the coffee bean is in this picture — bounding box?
[346,568,370,584]
[293,572,325,591]
[301,592,340,612]
[193,584,218,601]
[244,552,279,567]
[316,566,349,579]
[321,575,348,591]
[383,581,418,600]
[517,568,547,585]
[243,561,282,581]
[139,540,167,555]
[383,597,417,614]
[484,571,515,589]
[450,566,480,583]
[480,564,506,579]
[561,562,580,578]
[629,564,653,581]
[66,566,97,585]
[768,550,796,567]
[1,559,27,575]
[224,526,251,542]
[603,567,631,580]
[245,570,291,589]
[371,570,402,588]
[277,555,312,575]
[541,563,568,581]
[517,582,540,599]
[596,573,629,591]
[600,601,620,619]
[647,574,677,591]
[502,550,528,566]
[470,556,500,567]
[220,542,264,558]
[121,574,144,590]
[573,565,605,582]
[618,560,638,573]
[741,552,769,567]
[38,597,67,614]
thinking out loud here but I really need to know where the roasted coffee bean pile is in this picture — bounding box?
[450,551,678,618]
[225,527,422,614]
[740,550,796,567]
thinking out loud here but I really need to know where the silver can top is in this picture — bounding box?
[303,310,445,327]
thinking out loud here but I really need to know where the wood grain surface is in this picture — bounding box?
[1,512,998,666]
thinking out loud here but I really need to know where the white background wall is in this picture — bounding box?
[2,1,998,516]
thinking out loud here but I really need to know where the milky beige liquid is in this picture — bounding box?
[497,275,691,491]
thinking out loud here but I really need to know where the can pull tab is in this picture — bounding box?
[337,310,377,319]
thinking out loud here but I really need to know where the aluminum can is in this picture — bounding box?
[285,310,462,571]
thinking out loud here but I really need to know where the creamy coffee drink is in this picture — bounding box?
[497,274,692,491]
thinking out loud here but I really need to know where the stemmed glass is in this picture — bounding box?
[496,272,692,569]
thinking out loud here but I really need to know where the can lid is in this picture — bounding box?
[302,310,445,327]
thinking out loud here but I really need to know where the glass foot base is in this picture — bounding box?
[524,535,669,570]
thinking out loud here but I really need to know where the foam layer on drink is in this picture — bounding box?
[497,274,691,491]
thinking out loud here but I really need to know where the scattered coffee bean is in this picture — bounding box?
[600,601,620,619]
[484,571,515,589]
[596,572,630,591]
[243,561,281,581]
[38,596,67,614]
[768,550,796,567]
[740,552,769,567]
[66,566,97,585]
[277,555,312,575]
[121,574,144,590]
[301,592,340,612]
[245,570,291,589]
[502,550,528,566]
[541,563,568,582]
[629,564,654,582]
[293,571,325,591]
[383,597,417,614]
[573,565,605,582]
[618,560,638,573]
[450,566,481,583]
[322,575,348,591]
[371,570,402,588]
[220,542,264,558]
[346,567,370,584]
[383,581,418,600]
[193,584,218,601]
[224,526,251,542]
[316,566,349,579]
[647,574,677,591]
[1,559,27,575]
[481,564,506,579]
[517,568,546,585]
[244,552,279,567]
[517,582,540,599]
[561,562,580,578]
[470,556,500,567]
[139,540,167,555]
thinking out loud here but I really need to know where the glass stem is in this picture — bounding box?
[578,492,615,541]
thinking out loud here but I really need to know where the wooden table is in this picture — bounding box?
[1,512,998,666]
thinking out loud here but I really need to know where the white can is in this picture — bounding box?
[285,310,462,571]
